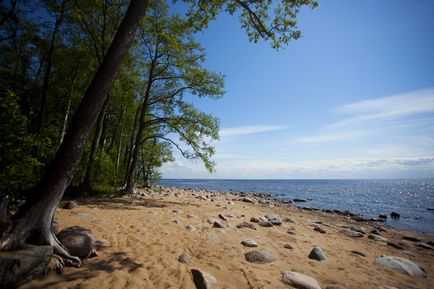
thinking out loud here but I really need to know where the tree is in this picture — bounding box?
[0,0,150,266]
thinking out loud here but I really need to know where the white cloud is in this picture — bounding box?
[292,131,367,144]
[219,125,287,137]
[329,88,434,128]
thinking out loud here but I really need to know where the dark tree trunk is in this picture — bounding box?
[0,0,149,265]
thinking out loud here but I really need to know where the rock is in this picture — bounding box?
[427,207,434,211]
[269,217,282,226]
[244,250,277,264]
[368,234,388,242]
[390,212,400,219]
[282,271,321,289]
[308,247,326,261]
[0,245,53,288]
[293,198,308,202]
[287,228,296,235]
[52,220,60,235]
[415,242,434,250]
[350,227,366,234]
[282,217,295,223]
[218,214,227,221]
[187,214,197,219]
[387,242,404,250]
[351,250,367,257]
[186,224,196,232]
[340,228,363,238]
[378,214,387,220]
[370,229,381,235]
[57,226,95,258]
[283,243,294,249]
[313,226,326,234]
[207,218,219,224]
[95,239,110,250]
[326,285,347,289]
[173,219,181,224]
[258,221,273,227]
[191,268,217,289]
[241,197,257,204]
[250,217,260,223]
[236,222,256,230]
[241,239,258,247]
[374,256,427,278]
[212,221,225,228]
[63,201,79,209]
[428,241,434,246]
[178,254,191,264]
[401,236,421,242]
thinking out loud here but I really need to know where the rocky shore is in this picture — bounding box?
[21,186,433,289]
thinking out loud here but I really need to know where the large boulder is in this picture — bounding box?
[244,250,277,264]
[0,245,53,288]
[57,226,96,258]
[374,256,427,278]
[191,269,216,289]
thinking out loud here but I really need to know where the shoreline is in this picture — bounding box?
[159,185,434,237]
[23,186,434,289]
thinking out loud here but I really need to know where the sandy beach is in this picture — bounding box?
[21,187,434,289]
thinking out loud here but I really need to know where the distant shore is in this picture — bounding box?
[24,186,433,289]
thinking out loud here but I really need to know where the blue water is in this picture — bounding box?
[159,179,434,235]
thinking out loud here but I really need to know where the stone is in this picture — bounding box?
[283,243,294,249]
[326,285,347,289]
[95,239,110,250]
[282,217,294,223]
[350,227,366,234]
[293,198,308,202]
[415,242,434,250]
[52,220,60,235]
[313,226,326,234]
[236,222,256,230]
[287,228,296,235]
[308,247,326,261]
[282,271,321,289]
[378,214,387,220]
[207,218,219,224]
[63,200,79,209]
[368,234,388,242]
[250,217,260,223]
[244,250,277,264]
[390,212,400,219]
[351,250,367,257]
[57,226,95,258]
[178,254,191,264]
[370,229,381,235]
[401,236,421,242]
[173,219,181,224]
[387,242,404,250]
[269,217,282,226]
[374,256,427,278]
[258,221,273,227]
[218,214,227,221]
[340,228,363,238]
[241,239,258,247]
[186,224,196,232]
[212,221,225,228]
[241,197,257,204]
[191,268,217,289]
[0,245,53,288]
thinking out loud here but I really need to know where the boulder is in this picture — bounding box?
[191,269,216,289]
[236,222,256,230]
[374,256,427,278]
[0,245,53,288]
[401,236,421,242]
[282,271,321,289]
[57,226,95,258]
[62,201,79,209]
[308,247,326,261]
[244,250,277,264]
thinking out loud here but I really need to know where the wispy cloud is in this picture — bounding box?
[220,125,287,137]
[292,131,367,144]
[329,88,434,128]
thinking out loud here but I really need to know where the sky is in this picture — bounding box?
[162,0,434,179]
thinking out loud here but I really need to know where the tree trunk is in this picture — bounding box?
[0,0,149,265]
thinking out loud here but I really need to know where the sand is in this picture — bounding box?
[21,187,434,289]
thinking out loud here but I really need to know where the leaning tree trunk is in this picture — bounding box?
[0,0,149,266]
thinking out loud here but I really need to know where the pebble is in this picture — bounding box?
[241,239,258,247]
[308,247,326,261]
[287,228,296,235]
[186,224,196,232]
[351,250,367,257]
[178,254,191,264]
[212,221,225,228]
[218,214,228,221]
[282,271,321,289]
[244,250,277,264]
[191,269,217,289]
[283,243,294,249]
[313,226,326,234]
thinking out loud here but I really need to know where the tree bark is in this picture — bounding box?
[0,0,149,264]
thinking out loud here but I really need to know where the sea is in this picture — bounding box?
[159,179,434,235]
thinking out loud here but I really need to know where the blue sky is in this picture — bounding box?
[162,0,434,179]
